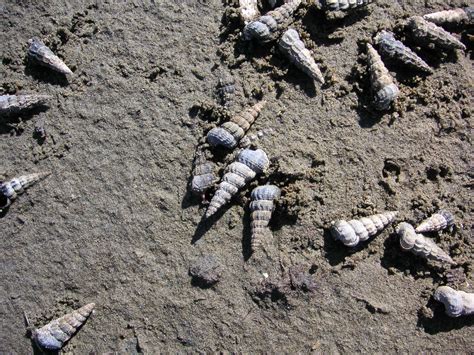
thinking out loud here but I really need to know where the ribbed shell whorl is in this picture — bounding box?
[28,38,73,75]
[415,210,454,233]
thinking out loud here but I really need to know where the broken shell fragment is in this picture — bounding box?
[415,210,455,233]
[0,94,52,116]
[396,222,455,265]
[27,37,73,75]
[423,8,473,26]
[331,211,398,247]
[205,148,270,218]
[278,29,325,84]
[243,0,301,43]
[239,0,260,23]
[434,286,474,317]
[374,30,433,73]
[250,185,281,252]
[0,171,51,211]
[32,303,95,350]
[366,43,399,110]
[406,16,466,51]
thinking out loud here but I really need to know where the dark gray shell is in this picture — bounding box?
[374,30,433,73]
[28,38,73,75]
[191,148,218,195]
[216,73,236,107]
[0,94,52,116]
[238,148,270,173]
[407,16,466,51]
[207,126,239,149]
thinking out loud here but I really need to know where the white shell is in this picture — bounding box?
[0,94,52,116]
[32,303,95,350]
[396,222,455,265]
[407,16,466,51]
[28,38,73,75]
[278,29,325,84]
[0,171,51,211]
[239,0,260,23]
[423,8,471,26]
[434,286,474,317]
[322,0,373,11]
[331,211,398,247]
[415,210,454,233]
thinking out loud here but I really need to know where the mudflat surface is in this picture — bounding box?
[1,0,473,353]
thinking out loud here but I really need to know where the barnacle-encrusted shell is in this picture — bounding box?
[32,303,95,350]
[28,38,73,75]
[320,0,373,11]
[239,0,260,23]
[278,29,325,84]
[239,128,274,148]
[366,43,399,110]
[406,16,466,51]
[250,185,281,252]
[205,149,270,218]
[415,210,455,233]
[434,286,474,317]
[330,211,398,247]
[191,146,218,194]
[0,94,52,116]
[0,171,51,211]
[243,0,301,43]
[396,222,455,264]
[374,30,433,73]
[423,8,472,26]
[207,101,266,149]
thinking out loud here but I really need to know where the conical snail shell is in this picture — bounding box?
[434,286,474,317]
[207,101,266,149]
[0,171,51,210]
[0,94,52,116]
[27,38,73,75]
[396,222,455,264]
[239,0,260,23]
[32,303,95,350]
[250,185,281,252]
[407,16,466,51]
[191,147,218,194]
[243,0,301,43]
[331,211,398,247]
[374,30,433,73]
[415,210,454,233]
[366,43,399,110]
[423,8,471,26]
[205,148,270,218]
[278,29,325,84]
[321,0,373,11]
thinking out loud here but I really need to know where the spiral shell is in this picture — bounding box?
[239,128,274,148]
[366,43,399,110]
[28,38,73,75]
[423,8,472,26]
[330,211,398,247]
[205,148,270,218]
[239,0,260,23]
[406,16,466,51]
[320,0,373,11]
[207,101,266,149]
[0,171,51,211]
[374,30,433,74]
[191,145,218,195]
[250,185,281,252]
[278,29,325,84]
[243,0,301,43]
[415,210,454,233]
[0,94,52,116]
[396,222,455,265]
[32,303,95,350]
[216,72,236,107]
[434,286,474,317]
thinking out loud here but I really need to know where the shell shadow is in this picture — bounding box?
[241,204,253,261]
[190,204,232,244]
[0,105,50,135]
[417,297,474,334]
[322,228,357,266]
[24,59,70,87]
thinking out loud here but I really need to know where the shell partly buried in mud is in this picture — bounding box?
[28,37,73,75]
[396,222,455,265]
[207,100,266,149]
[191,145,218,195]
[406,16,466,51]
[239,0,260,23]
[374,30,433,74]
[216,72,236,107]
[434,286,474,317]
[366,43,399,110]
[0,171,51,211]
[415,210,454,233]
[278,29,325,84]
[423,8,473,26]
[32,303,95,350]
[205,148,270,218]
[243,0,301,43]
[250,185,281,252]
[330,211,398,247]
[0,94,52,116]
[319,0,373,11]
